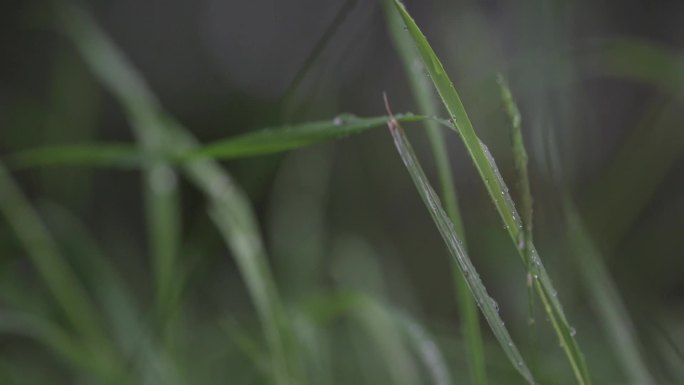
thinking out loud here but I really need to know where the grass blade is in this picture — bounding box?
[0,163,105,345]
[186,114,423,160]
[386,113,535,384]
[395,311,453,385]
[383,3,488,385]
[56,4,182,336]
[564,203,657,385]
[7,143,142,170]
[56,5,304,384]
[496,75,536,326]
[6,115,424,170]
[391,2,591,384]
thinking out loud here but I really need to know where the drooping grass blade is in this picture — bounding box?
[387,113,535,385]
[391,2,591,384]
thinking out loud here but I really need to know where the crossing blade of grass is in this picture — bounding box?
[56,5,304,384]
[301,290,449,385]
[564,203,657,385]
[386,112,535,385]
[8,143,142,170]
[56,4,181,337]
[383,3,488,385]
[6,115,424,170]
[391,2,591,384]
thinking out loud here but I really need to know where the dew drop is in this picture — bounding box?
[333,116,344,126]
[570,327,577,337]
[490,298,499,312]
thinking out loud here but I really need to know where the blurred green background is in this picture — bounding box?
[0,0,683,384]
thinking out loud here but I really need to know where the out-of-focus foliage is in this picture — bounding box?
[0,0,683,384]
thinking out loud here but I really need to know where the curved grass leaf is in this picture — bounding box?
[56,3,182,337]
[383,2,488,384]
[299,291,452,385]
[387,117,535,384]
[564,203,657,385]
[0,163,106,345]
[391,2,591,384]
[56,5,304,384]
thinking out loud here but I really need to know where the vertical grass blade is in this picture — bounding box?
[496,75,536,325]
[383,3,488,385]
[391,2,591,384]
[0,163,104,345]
[55,4,182,334]
[564,203,657,385]
[55,6,304,384]
[386,114,535,384]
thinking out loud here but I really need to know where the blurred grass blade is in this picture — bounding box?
[187,114,423,160]
[391,2,591,384]
[41,203,182,385]
[496,75,536,325]
[56,3,181,335]
[383,3,488,385]
[56,5,304,384]
[585,39,684,95]
[8,143,142,170]
[564,203,657,385]
[0,162,105,345]
[387,117,535,384]
[0,311,108,376]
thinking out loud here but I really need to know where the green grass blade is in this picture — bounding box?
[186,114,423,160]
[387,117,535,384]
[0,162,105,345]
[391,2,591,384]
[395,311,453,385]
[0,310,109,377]
[56,4,181,335]
[383,3,488,385]
[496,75,536,326]
[7,143,142,170]
[6,115,423,170]
[564,203,657,385]
[56,6,304,384]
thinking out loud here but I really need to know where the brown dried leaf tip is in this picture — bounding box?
[382,92,400,133]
